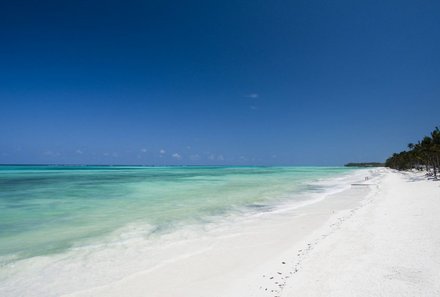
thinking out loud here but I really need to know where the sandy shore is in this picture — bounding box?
[60,169,440,297]
[282,170,440,297]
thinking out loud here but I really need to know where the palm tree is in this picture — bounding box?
[385,127,440,179]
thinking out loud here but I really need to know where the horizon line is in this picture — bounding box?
[0,163,358,167]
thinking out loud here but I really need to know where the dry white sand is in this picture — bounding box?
[63,169,440,297]
[282,171,440,297]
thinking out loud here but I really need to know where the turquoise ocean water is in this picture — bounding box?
[0,166,361,265]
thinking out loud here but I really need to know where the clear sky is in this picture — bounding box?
[1,0,439,165]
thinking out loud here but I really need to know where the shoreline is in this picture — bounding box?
[3,169,439,296]
[0,168,372,296]
[63,170,380,297]
[66,169,439,297]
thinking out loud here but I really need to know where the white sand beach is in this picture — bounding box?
[61,169,440,297]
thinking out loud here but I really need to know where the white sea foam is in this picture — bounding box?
[0,168,376,297]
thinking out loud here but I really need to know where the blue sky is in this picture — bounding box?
[1,0,439,165]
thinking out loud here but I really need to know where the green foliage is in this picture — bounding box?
[385,127,440,178]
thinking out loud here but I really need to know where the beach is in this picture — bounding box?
[282,170,440,297]
[1,168,439,296]
[3,0,439,295]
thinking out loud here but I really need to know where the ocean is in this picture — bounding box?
[0,165,368,296]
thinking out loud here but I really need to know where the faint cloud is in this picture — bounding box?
[245,93,259,98]
[250,105,257,110]
[160,149,166,155]
[206,153,224,161]
[75,149,83,155]
[172,153,181,159]
[140,148,148,153]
